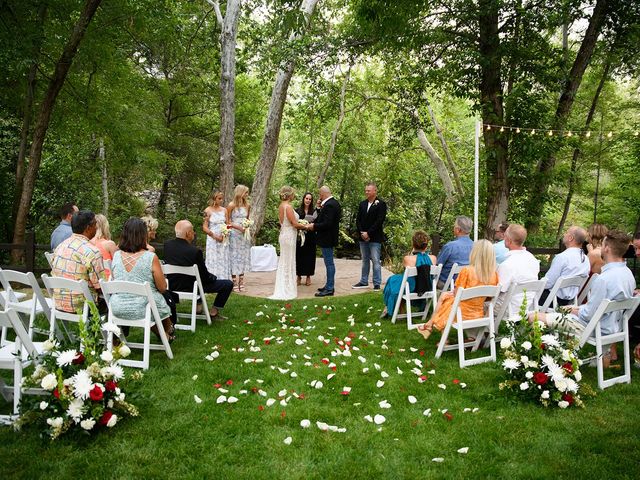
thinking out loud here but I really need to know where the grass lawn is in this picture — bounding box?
[1,292,639,479]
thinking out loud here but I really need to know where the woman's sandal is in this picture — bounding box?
[305,278,312,286]
[418,324,433,340]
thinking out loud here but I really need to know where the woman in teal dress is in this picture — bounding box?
[110,217,174,340]
[381,230,437,318]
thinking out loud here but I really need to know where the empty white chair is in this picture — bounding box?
[577,273,599,305]
[0,309,44,424]
[540,274,588,312]
[391,264,441,330]
[574,297,640,390]
[162,264,211,332]
[439,263,461,294]
[100,279,173,370]
[41,274,96,341]
[0,268,52,344]
[435,285,501,368]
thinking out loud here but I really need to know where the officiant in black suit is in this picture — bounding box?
[352,182,387,291]
[163,220,234,320]
[307,186,341,297]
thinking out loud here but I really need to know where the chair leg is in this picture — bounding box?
[13,360,21,415]
[143,323,151,371]
[457,322,466,368]
[190,299,197,332]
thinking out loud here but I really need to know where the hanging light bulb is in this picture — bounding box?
[500,126,505,132]
[607,131,613,138]
[530,129,536,135]
[567,131,572,137]
[586,131,591,138]
[486,125,491,131]
[548,130,553,136]
[516,128,520,134]
[635,131,639,137]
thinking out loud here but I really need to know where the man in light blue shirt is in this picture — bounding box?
[538,226,589,306]
[493,222,509,264]
[50,202,78,251]
[437,216,474,288]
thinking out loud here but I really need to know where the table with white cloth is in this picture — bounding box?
[250,244,278,272]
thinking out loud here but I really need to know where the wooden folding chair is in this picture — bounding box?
[100,279,173,370]
[161,264,211,332]
[390,264,441,330]
[41,274,96,342]
[540,275,588,312]
[439,263,461,294]
[575,297,640,390]
[435,285,501,368]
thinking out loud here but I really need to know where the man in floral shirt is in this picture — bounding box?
[51,210,107,313]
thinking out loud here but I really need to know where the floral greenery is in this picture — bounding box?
[498,299,586,408]
[16,302,139,440]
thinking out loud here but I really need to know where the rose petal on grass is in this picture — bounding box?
[438,384,447,390]
[432,458,444,463]
[457,447,469,454]
[376,380,385,388]
[192,375,198,381]
[266,398,276,407]
[227,396,238,404]
[300,419,311,428]
[408,395,417,404]
[423,409,432,417]
[364,415,373,423]
[379,400,391,409]
[381,371,389,378]
[373,414,386,425]
[316,421,329,431]
[216,395,227,404]
[194,395,202,404]
[396,367,403,375]
[283,437,292,445]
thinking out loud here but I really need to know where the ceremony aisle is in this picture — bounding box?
[1,293,639,479]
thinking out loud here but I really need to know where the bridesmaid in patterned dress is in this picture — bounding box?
[203,190,231,280]
[227,184,252,291]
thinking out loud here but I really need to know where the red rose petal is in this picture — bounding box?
[453,379,460,384]
[444,412,453,421]
[226,379,234,386]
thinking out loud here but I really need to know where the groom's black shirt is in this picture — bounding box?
[356,197,387,243]
[314,197,341,248]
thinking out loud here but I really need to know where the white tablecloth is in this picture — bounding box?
[251,245,278,272]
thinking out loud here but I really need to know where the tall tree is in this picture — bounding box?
[12,0,103,258]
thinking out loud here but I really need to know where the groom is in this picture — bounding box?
[308,185,341,297]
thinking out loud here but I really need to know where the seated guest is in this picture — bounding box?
[533,230,636,365]
[538,226,589,307]
[50,202,78,251]
[110,218,174,341]
[381,231,437,318]
[163,220,234,320]
[141,215,159,252]
[418,239,498,340]
[493,222,509,264]
[586,223,608,275]
[496,224,540,314]
[436,215,474,289]
[90,213,118,277]
[51,210,106,313]
[628,233,640,357]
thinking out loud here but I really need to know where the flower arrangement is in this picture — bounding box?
[220,224,230,244]
[242,218,254,241]
[498,299,585,408]
[298,219,309,246]
[17,303,139,439]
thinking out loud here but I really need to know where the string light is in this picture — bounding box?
[531,129,536,135]
[486,125,491,131]
[586,131,591,138]
[480,124,638,139]
[516,128,520,133]
[566,131,572,137]
[500,126,505,132]
[607,131,613,138]
[548,130,553,136]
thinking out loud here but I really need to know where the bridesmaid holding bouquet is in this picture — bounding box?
[203,191,231,280]
[296,192,317,286]
[227,184,252,291]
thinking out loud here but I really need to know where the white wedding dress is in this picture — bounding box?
[269,207,298,300]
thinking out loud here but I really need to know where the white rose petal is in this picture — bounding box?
[192,375,198,381]
[574,370,582,382]
[376,380,385,388]
[283,436,292,445]
[194,395,203,404]
[316,421,329,431]
[216,395,227,404]
[408,395,417,404]
[438,384,446,390]
[432,458,444,463]
[373,414,386,425]
[300,419,311,428]
[457,447,469,454]
[379,400,391,409]
[266,398,276,407]
[227,396,238,404]
[211,351,220,359]
[364,415,373,423]
[423,409,432,417]
[380,371,389,378]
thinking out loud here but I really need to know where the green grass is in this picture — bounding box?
[1,293,639,479]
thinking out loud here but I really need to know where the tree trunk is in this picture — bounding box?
[100,138,108,215]
[526,0,609,232]
[416,128,455,201]
[210,0,242,203]
[478,0,509,238]
[316,64,351,188]
[250,0,321,235]
[12,0,103,261]
[12,3,48,224]
[556,61,610,237]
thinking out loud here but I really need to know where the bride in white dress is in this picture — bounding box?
[269,186,308,300]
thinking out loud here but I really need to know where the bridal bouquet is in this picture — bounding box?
[242,218,254,241]
[498,299,584,408]
[298,220,309,246]
[220,224,230,244]
[17,303,139,440]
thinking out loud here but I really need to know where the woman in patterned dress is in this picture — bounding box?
[203,190,231,279]
[227,184,251,291]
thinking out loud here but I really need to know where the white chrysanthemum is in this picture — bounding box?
[41,374,57,391]
[71,370,93,400]
[521,341,532,351]
[561,349,572,361]
[106,414,118,427]
[548,364,566,383]
[554,378,568,392]
[541,390,550,399]
[564,377,579,393]
[56,349,78,367]
[502,358,521,371]
[540,334,560,348]
[102,364,125,381]
[574,370,582,382]
[558,400,569,409]
[519,382,529,391]
[66,398,85,422]
[80,418,95,431]
[500,337,512,349]
[541,354,558,369]
[525,371,534,379]
[100,350,113,363]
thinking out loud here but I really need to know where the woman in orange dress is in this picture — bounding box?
[418,239,498,340]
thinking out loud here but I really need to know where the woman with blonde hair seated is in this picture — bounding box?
[141,215,159,252]
[418,239,498,340]
[90,213,118,277]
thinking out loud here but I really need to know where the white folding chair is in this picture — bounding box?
[574,297,640,390]
[391,264,441,330]
[435,285,501,368]
[0,268,52,344]
[540,275,588,312]
[0,309,45,424]
[494,279,547,330]
[41,274,95,341]
[577,273,599,305]
[100,279,173,370]
[439,263,461,294]
[162,264,211,332]
[44,252,54,268]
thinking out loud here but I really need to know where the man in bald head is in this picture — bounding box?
[163,220,234,320]
[538,225,590,307]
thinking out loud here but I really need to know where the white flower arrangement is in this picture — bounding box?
[219,224,230,245]
[242,218,254,241]
[298,219,310,246]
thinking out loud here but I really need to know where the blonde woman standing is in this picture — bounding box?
[203,191,231,280]
[227,185,251,291]
[269,186,308,300]
[418,239,498,340]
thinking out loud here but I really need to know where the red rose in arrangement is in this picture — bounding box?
[533,372,549,385]
[99,410,113,426]
[562,362,573,373]
[105,380,118,392]
[562,393,574,405]
[53,388,60,399]
[89,385,104,401]
[72,352,85,365]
